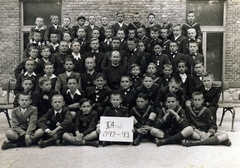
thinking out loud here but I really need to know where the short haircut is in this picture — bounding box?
[77,15,86,21]
[112,36,121,41]
[92,28,100,33]
[85,57,96,64]
[166,93,178,101]
[202,72,214,79]
[138,40,147,47]
[36,17,44,21]
[28,45,38,52]
[147,62,157,69]
[189,40,198,46]
[121,75,133,83]
[111,50,121,58]
[50,15,58,20]
[90,38,99,43]
[18,93,32,100]
[110,91,122,99]
[66,75,78,83]
[22,76,34,84]
[148,13,155,18]
[178,60,187,67]
[52,94,64,101]
[169,41,178,45]
[64,17,71,21]
[142,73,153,80]
[163,63,173,70]
[79,98,92,106]
[153,41,163,48]
[77,27,86,32]
[191,91,204,99]
[40,46,50,53]
[44,62,54,69]
[71,40,81,48]
[50,32,58,37]
[173,24,182,29]
[170,76,182,85]
[194,60,204,67]
[38,76,51,86]
[187,28,196,34]
[93,72,106,80]
[25,58,36,65]
[117,28,125,34]
[137,92,148,100]
[116,11,125,17]
[137,26,146,32]
[127,37,138,44]
[150,26,159,33]
[60,40,69,45]
[161,28,169,33]
[130,63,141,70]
[64,56,74,64]
[188,11,195,15]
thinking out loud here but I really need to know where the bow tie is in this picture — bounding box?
[95,87,102,92]
[191,53,196,56]
[171,52,177,56]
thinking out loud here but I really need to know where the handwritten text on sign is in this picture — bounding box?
[99,117,134,142]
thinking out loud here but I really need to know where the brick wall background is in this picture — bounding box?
[0,0,20,84]
[225,0,240,81]
[62,0,186,28]
[0,0,239,85]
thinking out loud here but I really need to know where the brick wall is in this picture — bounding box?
[0,0,20,84]
[62,0,186,29]
[225,0,240,81]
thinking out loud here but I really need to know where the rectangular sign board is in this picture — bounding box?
[99,116,134,142]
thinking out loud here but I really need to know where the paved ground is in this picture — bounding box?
[0,108,240,168]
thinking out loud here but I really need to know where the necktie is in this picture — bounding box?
[56,112,61,121]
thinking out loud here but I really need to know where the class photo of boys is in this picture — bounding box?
[0,0,240,168]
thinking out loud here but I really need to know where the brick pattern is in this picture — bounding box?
[0,0,20,84]
[225,0,240,81]
[62,0,186,28]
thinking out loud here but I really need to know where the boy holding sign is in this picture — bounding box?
[130,93,157,146]
[100,92,129,147]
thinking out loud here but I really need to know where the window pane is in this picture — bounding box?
[23,1,61,25]
[186,1,224,26]
[23,32,30,49]
[206,33,223,80]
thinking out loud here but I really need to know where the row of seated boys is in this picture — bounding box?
[2,65,231,149]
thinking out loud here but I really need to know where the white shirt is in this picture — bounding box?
[72,52,81,60]
[66,89,81,99]
[24,71,37,77]
[44,74,57,79]
[179,73,187,83]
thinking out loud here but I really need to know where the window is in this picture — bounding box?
[21,0,62,55]
[187,0,226,80]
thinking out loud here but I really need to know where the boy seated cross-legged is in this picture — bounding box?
[183,91,231,147]
[150,93,193,146]
[36,94,73,148]
[2,93,42,150]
